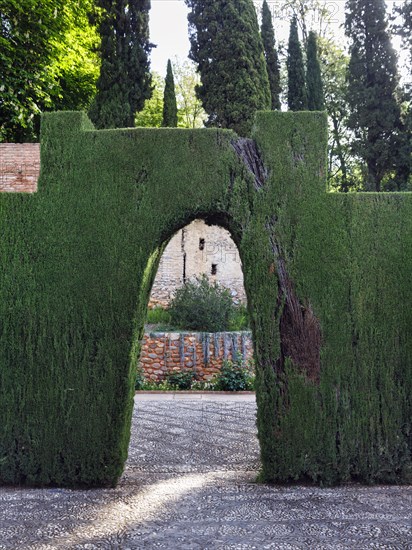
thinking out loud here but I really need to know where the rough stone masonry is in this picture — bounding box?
[140,331,254,381]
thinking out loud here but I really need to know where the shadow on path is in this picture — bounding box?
[0,395,411,549]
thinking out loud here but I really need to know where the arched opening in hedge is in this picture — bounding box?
[1,111,410,488]
[135,218,253,389]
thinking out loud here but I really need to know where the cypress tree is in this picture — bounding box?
[287,16,307,111]
[306,31,324,111]
[186,0,271,136]
[261,0,281,110]
[345,0,402,191]
[89,0,153,129]
[162,60,178,127]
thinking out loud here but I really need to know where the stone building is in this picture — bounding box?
[150,219,246,307]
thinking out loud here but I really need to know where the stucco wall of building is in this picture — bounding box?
[150,220,246,306]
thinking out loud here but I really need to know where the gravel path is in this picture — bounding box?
[0,394,411,549]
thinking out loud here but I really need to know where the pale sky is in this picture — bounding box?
[149,1,191,75]
[149,1,406,79]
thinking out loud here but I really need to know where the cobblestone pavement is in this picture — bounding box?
[0,394,411,549]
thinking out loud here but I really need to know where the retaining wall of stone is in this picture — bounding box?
[139,331,253,381]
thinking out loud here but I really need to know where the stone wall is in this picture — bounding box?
[139,331,253,381]
[150,219,246,307]
[0,144,40,193]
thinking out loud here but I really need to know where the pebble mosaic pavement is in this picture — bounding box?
[0,393,411,549]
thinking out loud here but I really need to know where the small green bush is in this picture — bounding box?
[213,360,255,391]
[166,370,196,390]
[229,304,250,331]
[135,364,255,392]
[146,307,172,325]
[135,368,146,390]
[135,373,176,391]
[169,275,236,332]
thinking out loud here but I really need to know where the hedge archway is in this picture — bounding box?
[0,111,411,487]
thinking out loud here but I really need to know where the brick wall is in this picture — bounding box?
[139,331,253,381]
[0,144,40,193]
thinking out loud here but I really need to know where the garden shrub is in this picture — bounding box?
[146,306,172,325]
[135,368,146,390]
[228,304,249,331]
[166,370,196,390]
[213,360,255,391]
[169,275,236,332]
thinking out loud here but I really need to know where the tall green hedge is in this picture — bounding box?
[0,111,411,486]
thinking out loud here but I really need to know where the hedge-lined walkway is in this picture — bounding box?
[0,394,410,548]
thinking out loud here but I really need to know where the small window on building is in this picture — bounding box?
[199,238,205,251]
[211,264,217,276]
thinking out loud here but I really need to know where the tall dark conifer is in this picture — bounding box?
[287,16,307,111]
[89,0,153,129]
[345,0,402,191]
[162,60,178,127]
[261,0,281,110]
[185,0,271,136]
[306,31,324,111]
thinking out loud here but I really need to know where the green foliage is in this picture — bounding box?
[287,16,308,111]
[146,303,248,331]
[47,2,100,114]
[345,0,403,191]
[1,110,411,487]
[173,58,206,128]
[146,307,172,325]
[135,72,164,127]
[306,31,324,111]
[276,0,337,43]
[135,60,206,129]
[166,370,196,390]
[186,0,271,135]
[0,0,98,141]
[162,60,178,127]
[261,0,281,110]
[136,376,176,391]
[319,38,361,192]
[213,360,255,391]
[89,0,153,129]
[135,368,146,390]
[228,305,250,331]
[169,275,236,332]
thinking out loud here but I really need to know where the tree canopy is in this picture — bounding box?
[261,0,281,110]
[162,59,178,127]
[0,0,99,142]
[89,0,153,129]
[186,0,271,135]
[287,16,307,111]
[306,31,324,111]
[346,0,403,191]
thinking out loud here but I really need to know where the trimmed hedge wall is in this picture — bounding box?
[0,111,411,486]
